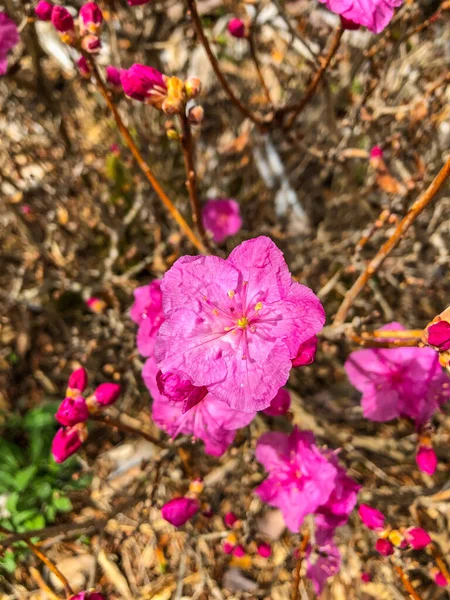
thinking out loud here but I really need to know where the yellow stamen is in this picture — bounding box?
[212,308,219,316]
[228,290,235,298]
[389,530,403,547]
[255,302,263,312]
[237,317,248,329]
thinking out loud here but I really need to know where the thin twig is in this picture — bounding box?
[292,530,310,600]
[333,155,450,325]
[178,112,210,248]
[394,564,423,600]
[248,30,273,107]
[276,23,344,126]
[84,54,207,254]
[91,413,168,448]
[184,0,266,128]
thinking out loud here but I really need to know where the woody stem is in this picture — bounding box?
[91,414,167,449]
[248,30,273,107]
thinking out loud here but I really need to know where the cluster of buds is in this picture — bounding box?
[423,307,450,374]
[52,367,121,463]
[222,511,271,567]
[69,593,106,600]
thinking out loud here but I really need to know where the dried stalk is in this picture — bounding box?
[292,530,310,600]
[333,155,450,325]
[394,565,423,600]
[91,414,167,448]
[248,31,273,107]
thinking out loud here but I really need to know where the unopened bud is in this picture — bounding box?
[189,478,204,495]
[184,77,202,100]
[161,76,185,115]
[166,128,180,141]
[81,34,101,54]
[90,382,121,407]
[188,105,204,125]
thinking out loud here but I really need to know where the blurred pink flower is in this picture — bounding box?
[370,145,383,158]
[427,320,450,351]
[228,17,246,38]
[91,383,121,407]
[345,323,450,427]
[130,280,164,357]
[262,387,291,416]
[51,6,74,32]
[155,236,325,412]
[56,396,89,426]
[0,12,19,76]
[81,34,101,54]
[161,497,199,527]
[416,445,437,475]
[404,527,431,550]
[127,0,151,5]
[254,428,337,532]
[52,424,87,463]
[202,199,242,244]
[79,2,103,34]
[375,538,394,556]
[35,1,54,21]
[106,65,122,91]
[157,370,207,413]
[318,0,403,33]
[67,367,88,394]
[224,512,239,528]
[70,592,106,600]
[292,335,318,367]
[361,572,372,582]
[77,56,91,78]
[86,297,106,313]
[434,571,448,586]
[317,453,360,530]
[257,542,271,558]
[233,545,246,557]
[120,64,167,107]
[306,538,341,595]
[144,357,255,456]
[358,504,385,531]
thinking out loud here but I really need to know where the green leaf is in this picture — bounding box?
[12,509,39,527]
[0,551,17,573]
[0,471,20,492]
[52,495,72,512]
[23,514,45,530]
[15,466,38,492]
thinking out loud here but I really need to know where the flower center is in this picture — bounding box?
[237,317,248,329]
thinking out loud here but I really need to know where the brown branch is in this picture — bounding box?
[184,0,266,128]
[248,30,273,107]
[394,565,423,600]
[292,530,310,600]
[333,155,450,325]
[178,112,210,248]
[91,413,168,448]
[276,23,344,126]
[84,54,207,254]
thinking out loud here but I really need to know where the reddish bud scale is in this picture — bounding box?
[51,6,74,32]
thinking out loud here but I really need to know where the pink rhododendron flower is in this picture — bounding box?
[155,236,325,413]
[306,539,341,595]
[257,542,271,558]
[144,357,255,456]
[254,428,337,532]
[375,538,394,556]
[345,323,450,427]
[262,387,291,416]
[130,280,164,357]
[318,0,403,33]
[106,65,122,90]
[292,335,318,367]
[70,592,106,600]
[202,199,242,244]
[56,396,89,426]
[156,370,207,413]
[0,12,19,76]
[52,424,87,463]
[416,445,437,475]
[67,367,88,394]
[161,497,199,527]
[77,56,91,78]
[434,571,448,586]
[228,17,246,38]
[51,6,74,32]
[404,527,431,550]
[35,1,54,21]
[91,383,121,407]
[359,504,385,531]
[427,320,450,351]
[79,2,103,34]
[120,64,167,107]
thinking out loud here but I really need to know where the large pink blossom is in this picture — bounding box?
[0,12,19,76]
[155,237,325,413]
[345,323,450,427]
[143,357,255,456]
[202,199,242,244]
[318,0,403,33]
[306,536,341,595]
[130,280,164,357]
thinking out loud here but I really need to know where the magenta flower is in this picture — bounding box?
[35,1,54,21]
[155,237,325,413]
[77,56,91,78]
[106,65,122,90]
[404,527,431,550]
[292,335,318,367]
[375,538,394,556]
[69,593,106,600]
[227,17,246,38]
[434,571,448,586]
[340,15,361,29]
[416,445,437,475]
[56,396,89,426]
[120,64,167,107]
[224,512,238,528]
[51,6,74,32]
[0,12,19,76]
[257,542,271,558]
[318,0,403,33]
[127,0,151,5]
[156,370,207,413]
[130,280,164,357]
[202,199,242,244]
[79,2,103,34]
[345,323,450,427]
[161,497,199,527]
[52,424,86,463]
[306,539,341,595]
[91,383,121,407]
[262,387,291,416]
[254,428,337,532]
[427,320,450,351]
[67,367,88,394]
[144,357,255,456]
[358,504,385,531]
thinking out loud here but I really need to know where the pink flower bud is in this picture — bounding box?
[81,34,101,54]
[120,64,167,106]
[127,0,151,5]
[223,541,235,554]
[69,593,107,600]
[359,504,385,531]
[361,572,372,583]
[263,387,291,416]
[184,77,202,99]
[227,18,246,38]
[35,1,54,21]
[161,497,199,527]
[404,527,431,550]
[106,65,122,90]
[257,542,271,558]
[157,370,207,413]
[51,6,74,32]
[375,538,394,556]
[233,545,246,558]
[416,445,437,475]
[434,571,448,587]
[340,15,360,29]
[77,56,91,78]
[67,367,88,393]
[52,424,87,463]
[188,105,204,125]
[370,146,383,159]
[92,383,121,407]
[79,2,103,34]
[427,321,450,351]
[292,336,318,367]
[224,512,238,528]
[56,396,89,427]
[86,297,106,313]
